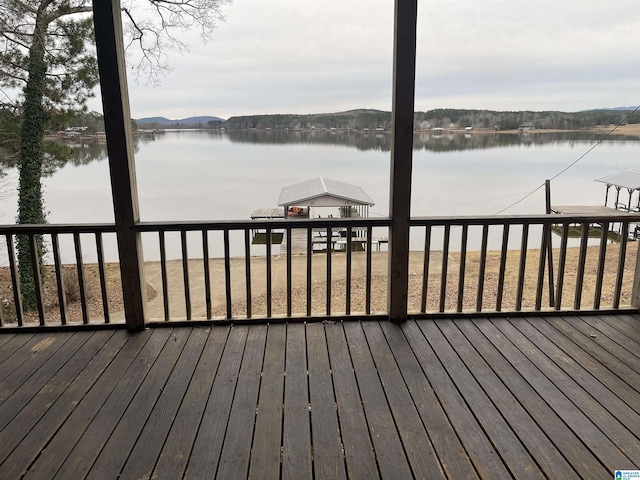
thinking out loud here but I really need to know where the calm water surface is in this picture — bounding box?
[2,130,639,261]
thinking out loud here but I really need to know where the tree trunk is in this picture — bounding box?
[17,8,48,310]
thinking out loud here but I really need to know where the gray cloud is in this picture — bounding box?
[108,0,640,119]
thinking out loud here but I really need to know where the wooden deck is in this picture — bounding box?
[0,315,639,479]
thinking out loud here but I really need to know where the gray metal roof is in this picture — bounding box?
[595,171,640,190]
[278,177,375,206]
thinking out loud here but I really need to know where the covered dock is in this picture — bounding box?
[278,177,375,220]
[275,177,386,254]
[551,171,640,241]
[595,170,640,212]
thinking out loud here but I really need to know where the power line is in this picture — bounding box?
[493,105,640,215]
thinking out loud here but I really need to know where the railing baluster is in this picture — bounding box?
[286,227,292,317]
[613,222,629,309]
[306,227,312,316]
[516,223,529,311]
[420,226,431,313]
[365,225,372,315]
[457,224,468,313]
[535,224,548,311]
[574,222,590,310]
[7,234,23,326]
[73,233,88,324]
[266,227,272,318]
[245,229,252,318]
[202,230,212,319]
[496,224,510,312]
[439,225,450,312]
[346,226,352,315]
[224,229,232,319]
[593,221,609,309]
[95,232,110,323]
[51,233,67,325]
[555,223,569,310]
[181,230,191,320]
[159,231,170,321]
[326,226,332,315]
[476,225,489,312]
[28,234,46,325]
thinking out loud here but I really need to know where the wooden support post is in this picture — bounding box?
[632,239,640,309]
[93,0,147,331]
[388,0,417,323]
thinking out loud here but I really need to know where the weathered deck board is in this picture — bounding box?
[544,316,640,397]
[248,323,286,480]
[421,320,544,479]
[306,322,347,480]
[379,321,478,480]
[0,331,129,479]
[216,325,267,479]
[282,322,312,479]
[0,333,34,365]
[150,325,230,479]
[454,319,611,480]
[344,321,413,479]
[118,326,210,479]
[0,332,92,430]
[481,318,638,471]
[85,328,192,478]
[184,326,248,479]
[494,318,640,465]
[438,320,580,479]
[362,321,443,479]
[324,322,379,479]
[403,320,513,479]
[0,315,639,479]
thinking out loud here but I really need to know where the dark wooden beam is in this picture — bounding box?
[388,0,418,322]
[92,0,147,331]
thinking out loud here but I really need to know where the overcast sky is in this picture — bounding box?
[106,0,640,120]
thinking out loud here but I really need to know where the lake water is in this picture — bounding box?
[2,130,639,262]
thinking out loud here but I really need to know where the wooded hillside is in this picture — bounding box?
[223,108,639,131]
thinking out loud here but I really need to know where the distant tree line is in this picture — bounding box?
[224,108,640,131]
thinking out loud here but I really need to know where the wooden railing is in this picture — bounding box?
[0,212,638,328]
[135,218,391,322]
[410,212,640,314]
[0,224,117,327]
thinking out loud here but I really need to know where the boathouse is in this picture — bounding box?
[277,177,374,219]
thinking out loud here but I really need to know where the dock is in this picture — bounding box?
[280,229,388,256]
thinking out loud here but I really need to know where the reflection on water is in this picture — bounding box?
[10,129,638,168]
[1,130,639,261]
[225,129,640,153]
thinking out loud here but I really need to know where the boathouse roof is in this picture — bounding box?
[595,171,640,190]
[278,177,375,207]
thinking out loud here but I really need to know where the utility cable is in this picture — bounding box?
[493,105,640,215]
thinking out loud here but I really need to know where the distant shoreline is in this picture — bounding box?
[43,123,640,143]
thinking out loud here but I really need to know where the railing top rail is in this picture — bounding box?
[0,212,636,235]
[0,223,117,235]
[135,217,393,232]
[410,212,640,226]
